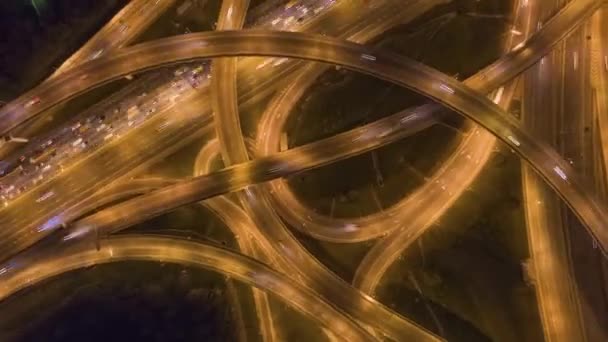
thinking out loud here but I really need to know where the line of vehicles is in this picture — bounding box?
[0,0,345,208]
[252,0,336,30]
[0,61,216,207]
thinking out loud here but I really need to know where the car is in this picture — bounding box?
[24,97,41,108]
[36,191,55,203]
[40,139,53,148]
[439,84,455,94]
[155,119,172,132]
[360,54,376,61]
[90,49,104,60]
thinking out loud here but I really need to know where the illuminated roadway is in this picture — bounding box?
[0,0,427,260]
[0,8,604,340]
[51,0,177,76]
[48,6,608,338]
[209,1,280,341]
[8,174,282,341]
[2,27,608,257]
[325,0,520,324]
[593,5,608,188]
[255,0,455,242]
[0,235,376,342]
[2,0,600,136]
[588,5,608,337]
[13,10,600,336]
[0,1,605,340]
[521,0,589,341]
[2,4,448,340]
[1,0,174,152]
[64,105,447,341]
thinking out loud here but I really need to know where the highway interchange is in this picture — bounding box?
[0,0,608,340]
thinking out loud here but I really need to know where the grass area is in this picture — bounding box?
[146,130,215,179]
[0,0,127,100]
[265,293,330,342]
[288,122,459,219]
[0,261,236,341]
[0,204,246,341]
[374,146,542,341]
[378,277,492,342]
[295,229,375,282]
[285,0,512,220]
[125,204,239,250]
[282,64,460,218]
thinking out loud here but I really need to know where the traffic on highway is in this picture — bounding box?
[0,0,607,340]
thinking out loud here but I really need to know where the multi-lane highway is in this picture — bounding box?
[593,5,608,190]
[9,11,600,336]
[520,1,588,341]
[1,0,607,340]
[0,0,423,260]
[2,3,452,342]
[5,26,608,256]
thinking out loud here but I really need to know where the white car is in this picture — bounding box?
[90,49,104,60]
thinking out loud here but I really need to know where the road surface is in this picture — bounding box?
[9,27,604,254]
[521,1,589,341]
[0,0,416,260]
[0,235,376,342]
